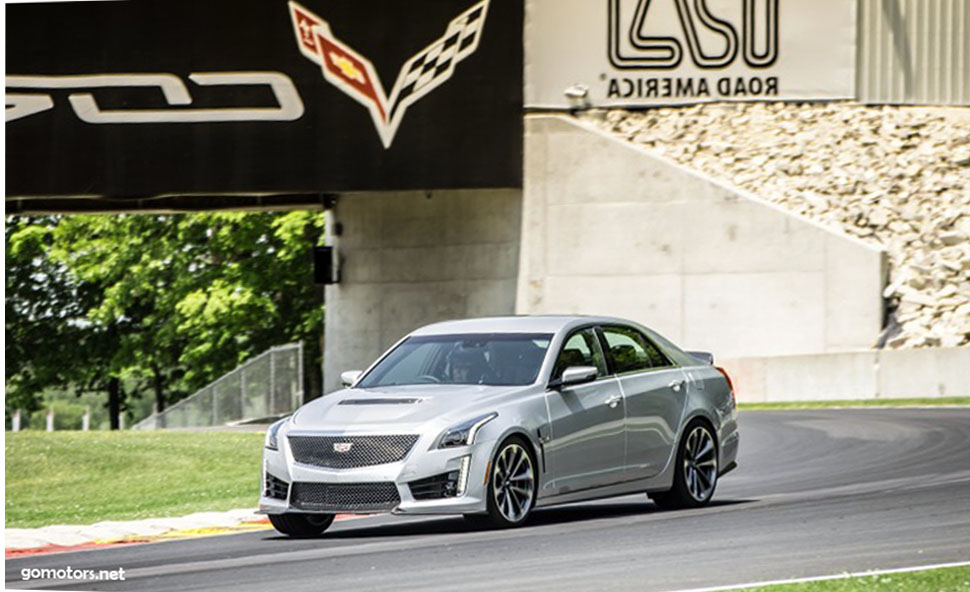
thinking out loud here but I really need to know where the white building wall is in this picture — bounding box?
[518,115,888,360]
[858,0,970,105]
[323,189,521,393]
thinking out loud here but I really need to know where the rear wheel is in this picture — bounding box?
[268,512,335,537]
[465,437,537,528]
[651,421,718,510]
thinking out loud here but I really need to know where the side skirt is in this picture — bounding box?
[535,471,674,508]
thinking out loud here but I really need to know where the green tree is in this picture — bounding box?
[5,211,326,428]
[5,216,101,413]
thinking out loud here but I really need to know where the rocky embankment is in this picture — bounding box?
[579,102,970,348]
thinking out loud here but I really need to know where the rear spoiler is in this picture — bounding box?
[687,351,714,365]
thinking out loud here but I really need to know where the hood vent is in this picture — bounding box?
[338,398,423,406]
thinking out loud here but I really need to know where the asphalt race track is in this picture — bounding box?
[8,409,970,592]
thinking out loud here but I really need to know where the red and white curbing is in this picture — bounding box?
[5,508,274,557]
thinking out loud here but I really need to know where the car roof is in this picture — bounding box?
[409,315,636,336]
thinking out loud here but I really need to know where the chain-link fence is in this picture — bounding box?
[133,343,304,430]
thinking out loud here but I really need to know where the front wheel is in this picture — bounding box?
[268,512,335,537]
[651,421,718,510]
[467,437,537,528]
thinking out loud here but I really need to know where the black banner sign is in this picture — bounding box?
[5,0,523,200]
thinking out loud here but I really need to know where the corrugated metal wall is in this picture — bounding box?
[858,0,970,105]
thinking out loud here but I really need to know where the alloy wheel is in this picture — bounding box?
[492,442,535,523]
[682,425,718,502]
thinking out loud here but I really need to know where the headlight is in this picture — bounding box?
[265,417,288,451]
[437,413,497,449]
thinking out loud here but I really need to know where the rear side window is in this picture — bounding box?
[600,326,672,374]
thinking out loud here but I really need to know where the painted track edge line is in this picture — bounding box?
[663,560,970,592]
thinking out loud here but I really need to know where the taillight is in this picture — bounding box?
[716,366,736,406]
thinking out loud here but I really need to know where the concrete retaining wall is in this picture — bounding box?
[518,115,888,360]
[323,118,899,396]
[324,189,522,393]
[722,347,970,402]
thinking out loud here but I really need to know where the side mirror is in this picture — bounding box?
[550,366,598,389]
[341,370,363,387]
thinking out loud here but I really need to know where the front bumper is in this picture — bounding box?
[258,435,495,516]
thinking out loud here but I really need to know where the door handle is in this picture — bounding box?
[669,379,685,392]
[605,395,622,409]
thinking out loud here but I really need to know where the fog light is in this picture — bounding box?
[443,471,459,497]
[407,469,463,500]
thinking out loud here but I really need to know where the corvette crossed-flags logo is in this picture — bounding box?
[289,0,489,148]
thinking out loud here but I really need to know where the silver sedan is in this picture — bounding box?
[259,316,739,536]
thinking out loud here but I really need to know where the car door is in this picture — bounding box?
[544,327,627,493]
[599,325,687,480]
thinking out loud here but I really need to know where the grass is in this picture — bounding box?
[739,397,970,411]
[737,564,970,591]
[5,430,264,528]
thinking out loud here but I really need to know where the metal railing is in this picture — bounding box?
[133,343,304,429]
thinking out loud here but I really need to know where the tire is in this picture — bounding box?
[268,512,335,537]
[650,420,719,510]
[467,436,537,529]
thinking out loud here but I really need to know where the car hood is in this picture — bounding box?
[287,384,524,434]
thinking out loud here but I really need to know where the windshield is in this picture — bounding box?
[357,333,553,388]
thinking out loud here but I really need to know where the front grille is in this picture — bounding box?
[288,435,419,469]
[408,471,459,500]
[290,482,401,512]
[264,472,289,500]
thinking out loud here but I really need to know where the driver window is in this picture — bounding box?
[376,342,441,385]
[552,329,608,380]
